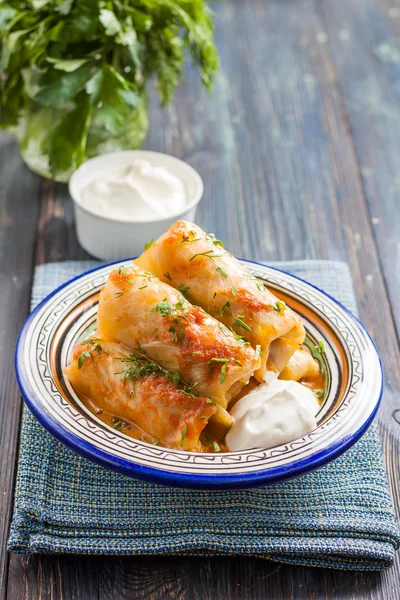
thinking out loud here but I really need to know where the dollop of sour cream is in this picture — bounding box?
[80,159,187,221]
[226,373,320,451]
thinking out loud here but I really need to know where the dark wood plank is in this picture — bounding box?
[4,0,400,598]
[0,132,42,599]
[318,0,400,338]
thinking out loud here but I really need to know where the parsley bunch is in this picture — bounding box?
[0,0,218,175]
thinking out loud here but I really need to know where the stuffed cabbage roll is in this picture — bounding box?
[97,266,259,421]
[279,348,320,381]
[134,221,305,381]
[64,338,216,451]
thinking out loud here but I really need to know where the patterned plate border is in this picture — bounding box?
[15,260,383,489]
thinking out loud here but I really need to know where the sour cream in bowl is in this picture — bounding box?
[69,151,203,260]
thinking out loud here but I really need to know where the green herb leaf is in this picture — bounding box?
[206,398,216,405]
[46,57,89,73]
[144,238,155,250]
[152,437,159,445]
[205,232,224,247]
[219,363,227,384]
[169,326,178,343]
[256,281,267,293]
[42,91,92,175]
[115,291,124,298]
[271,301,286,313]
[139,285,147,290]
[254,344,261,361]
[231,285,237,295]
[313,388,325,400]
[214,301,232,317]
[164,272,172,281]
[216,266,228,278]
[78,350,92,369]
[178,283,190,297]
[212,441,221,452]
[233,315,252,332]
[180,423,187,447]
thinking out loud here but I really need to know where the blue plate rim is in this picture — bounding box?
[14,258,384,490]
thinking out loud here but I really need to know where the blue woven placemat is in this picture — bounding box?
[8,260,400,570]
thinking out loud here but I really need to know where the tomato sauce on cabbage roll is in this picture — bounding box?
[64,338,216,451]
[96,266,259,429]
[134,221,305,381]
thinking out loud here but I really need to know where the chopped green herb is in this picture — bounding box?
[214,301,232,317]
[80,339,106,355]
[313,388,325,400]
[220,363,227,383]
[231,285,237,295]
[144,238,155,250]
[271,301,286,313]
[115,292,124,298]
[151,298,173,316]
[78,351,92,369]
[178,283,191,297]
[139,285,148,290]
[118,350,163,383]
[229,326,250,345]
[189,250,220,262]
[212,441,221,452]
[111,417,130,431]
[169,326,178,343]
[234,360,243,366]
[216,266,228,278]
[205,233,224,247]
[172,372,181,387]
[174,318,187,346]
[213,292,217,299]
[317,341,325,353]
[193,351,201,356]
[206,397,216,405]
[256,281,267,293]
[179,235,201,245]
[233,315,252,332]
[180,424,187,447]
[254,344,261,361]
[118,266,127,275]
[209,357,230,364]
[164,272,172,281]
[152,438,159,445]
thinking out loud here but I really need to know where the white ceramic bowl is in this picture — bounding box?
[69,150,204,260]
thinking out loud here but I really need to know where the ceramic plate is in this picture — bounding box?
[15,259,383,489]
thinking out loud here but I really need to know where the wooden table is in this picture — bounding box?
[1,0,399,597]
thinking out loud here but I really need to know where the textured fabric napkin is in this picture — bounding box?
[8,260,400,570]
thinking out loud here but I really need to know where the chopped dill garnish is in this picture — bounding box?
[256,281,267,293]
[233,315,252,332]
[212,441,221,452]
[205,232,224,247]
[178,283,191,297]
[271,301,286,313]
[254,344,261,361]
[169,326,178,342]
[189,249,220,263]
[139,285,148,290]
[208,357,229,383]
[231,285,237,295]
[229,326,250,345]
[164,272,172,281]
[144,238,155,250]
[213,292,217,299]
[216,266,228,278]
[206,398,216,405]
[180,423,187,447]
[193,351,201,356]
[78,351,92,369]
[111,417,130,431]
[313,388,325,400]
[152,437,159,445]
[115,292,124,298]
[214,301,232,317]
